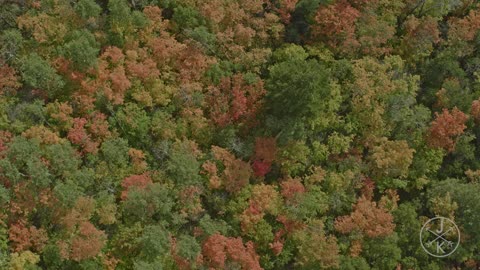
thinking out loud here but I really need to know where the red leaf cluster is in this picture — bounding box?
[252,160,271,177]
[252,137,277,177]
[269,215,305,256]
[9,182,36,218]
[273,0,299,23]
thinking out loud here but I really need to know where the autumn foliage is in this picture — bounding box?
[203,146,252,193]
[206,74,265,127]
[335,196,395,238]
[2,0,480,269]
[120,173,153,200]
[427,107,468,152]
[202,234,262,270]
[312,0,360,53]
[252,137,277,177]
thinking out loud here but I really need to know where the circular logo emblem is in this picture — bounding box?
[420,216,460,257]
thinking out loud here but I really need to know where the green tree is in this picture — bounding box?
[75,0,102,20]
[19,54,65,98]
[0,29,23,63]
[265,52,340,140]
[112,103,151,145]
[61,30,100,71]
[428,179,480,262]
[166,140,203,187]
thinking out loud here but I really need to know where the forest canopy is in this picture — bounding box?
[1,0,480,269]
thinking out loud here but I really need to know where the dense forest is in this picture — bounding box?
[1,0,480,269]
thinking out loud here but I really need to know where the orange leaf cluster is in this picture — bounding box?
[128,148,148,173]
[402,16,441,54]
[254,137,277,162]
[471,99,480,123]
[67,118,99,154]
[61,197,96,230]
[16,10,67,43]
[448,8,480,41]
[334,196,395,238]
[203,146,252,193]
[240,184,280,232]
[8,220,48,252]
[120,173,153,200]
[178,185,204,220]
[206,74,265,127]
[202,234,262,270]
[69,221,107,261]
[88,112,111,139]
[78,46,131,107]
[312,0,360,52]
[58,197,106,261]
[0,64,21,95]
[52,57,86,83]
[427,107,468,152]
[0,131,13,158]
[125,48,160,82]
[280,177,305,203]
[22,126,63,145]
[46,101,73,129]
[141,7,214,84]
[361,177,375,200]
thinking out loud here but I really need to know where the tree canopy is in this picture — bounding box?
[1,0,480,269]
